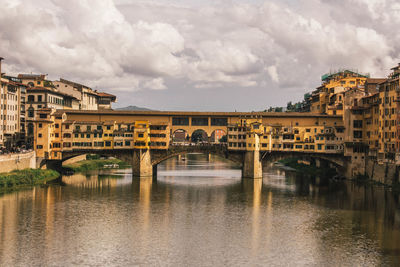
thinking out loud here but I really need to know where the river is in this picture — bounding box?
[0,153,399,266]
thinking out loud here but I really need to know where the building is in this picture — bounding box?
[379,63,400,162]
[97,92,116,110]
[310,70,369,115]
[53,78,116,110]
[25,85,79,146]
[0,61,28,148]
[34,110,170,160]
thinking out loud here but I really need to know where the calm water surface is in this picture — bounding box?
[0,153,400,266]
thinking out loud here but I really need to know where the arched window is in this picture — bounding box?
[27,82,34,87]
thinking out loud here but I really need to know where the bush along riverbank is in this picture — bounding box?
[278,158,337,177]
[63,158,131,173]
[0,169,60,193]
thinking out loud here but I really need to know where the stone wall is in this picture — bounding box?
[365,157,400,185]
[0,151,36,173]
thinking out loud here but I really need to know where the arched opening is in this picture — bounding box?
[191,129,208,143]
[269,153,344,179]
[172,129,189,143]
[210,129,226,144]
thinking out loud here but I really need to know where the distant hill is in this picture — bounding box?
[115,105,154,111]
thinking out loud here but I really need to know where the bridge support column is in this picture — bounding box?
[132,149,153,177]
[242,150,262,179]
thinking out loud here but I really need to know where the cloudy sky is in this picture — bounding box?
[0,0,399,111]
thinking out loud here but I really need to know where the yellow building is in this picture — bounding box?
[227,116,343,154]
[34,110,172,160]
[310,70,369,115]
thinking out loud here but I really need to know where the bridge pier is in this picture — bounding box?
[132,149,153,178]
[242,150,262,179]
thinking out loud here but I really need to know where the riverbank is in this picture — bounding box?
[64,158,131,173]
[278,158,337,177]
[0,169,60,193]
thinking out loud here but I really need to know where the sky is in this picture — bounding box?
[0,0,399,111]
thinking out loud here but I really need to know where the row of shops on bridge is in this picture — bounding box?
[33,109,345,160]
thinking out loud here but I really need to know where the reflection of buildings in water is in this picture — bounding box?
[131,177,153,254]
[0,190,19,262]
[0,186,64,263]
[62,173,119,189]
[242,178,262,254]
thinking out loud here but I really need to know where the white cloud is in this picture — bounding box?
[0,0,399,109]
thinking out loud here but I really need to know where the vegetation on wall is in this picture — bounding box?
[0,169,60,193]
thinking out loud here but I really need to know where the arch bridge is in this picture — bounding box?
[34,109,352,178]
[48,144,348,179]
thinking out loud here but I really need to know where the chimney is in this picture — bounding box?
[0,57,3,80]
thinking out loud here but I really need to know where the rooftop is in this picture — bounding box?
[54,109,342,118]
[321,69,370,82]
[18,74,46,80]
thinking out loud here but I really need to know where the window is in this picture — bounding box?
[211,118,228,126]
[38,133,42,138]
[38,123,42,128]
[28,108,34,118]
[28,95,34,102]
[36,145,43,149]
[191,117,208,126]
[138,133,144,138]
[172,117,189,126]
[87,126,91,131]
[55,124,59,128]
[353,131,362,139]
[97,125,102,130]
[353,120,363,128]
[38,95,42,102]
[65,125,70,129]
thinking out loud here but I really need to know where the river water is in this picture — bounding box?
[0,153,400,266]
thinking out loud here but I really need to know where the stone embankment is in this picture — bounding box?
[0,150,36,172]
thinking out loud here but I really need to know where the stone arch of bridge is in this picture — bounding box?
[61,150,134,165]
[262,151,346,175]
[150,146,243,167]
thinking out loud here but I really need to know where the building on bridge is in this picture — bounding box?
[33,109,346,178]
